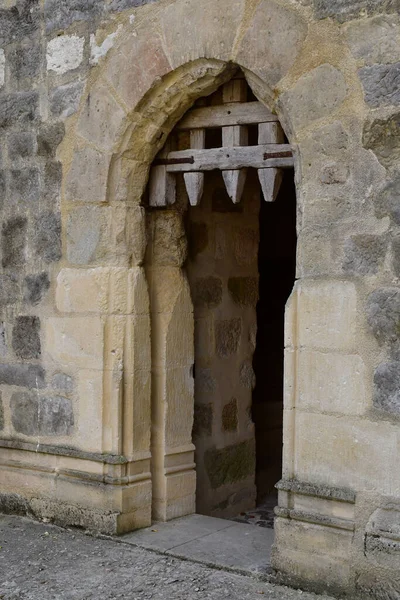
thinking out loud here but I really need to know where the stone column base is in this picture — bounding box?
[0,442,152,535]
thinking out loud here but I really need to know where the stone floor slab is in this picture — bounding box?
[168,521,274,575]
[121,513,233,551]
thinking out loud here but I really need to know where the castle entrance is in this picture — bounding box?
[146,71,296,524]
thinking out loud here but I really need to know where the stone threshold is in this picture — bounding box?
[114,514,275,579]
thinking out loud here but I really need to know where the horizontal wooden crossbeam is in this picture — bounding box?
[176,101,278,130]
[154,144,293,172]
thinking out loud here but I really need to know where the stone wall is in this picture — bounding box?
[0,0,399,597]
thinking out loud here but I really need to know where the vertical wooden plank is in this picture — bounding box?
[184,129,205,207]
[149,140,176,207]
[258,122,284,203]
[221,79,248,204]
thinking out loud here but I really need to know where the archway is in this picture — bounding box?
[144,71,297,523]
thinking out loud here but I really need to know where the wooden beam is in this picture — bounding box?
[176,101,277,131]
[184,129,205,206]
[155,144,293,172]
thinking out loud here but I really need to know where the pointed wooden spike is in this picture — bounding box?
[184,172,204,206]
[258,167,283,203]
[222,168,247,204]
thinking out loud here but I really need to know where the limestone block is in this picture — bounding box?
[294,412,400,494]
[286,279,357,351]
[65,147,110,203]
[66,206,112,266]
[161,0,245,68]
[125,315,151,373]
[148,267,192,315]
[124,367,151,456]
[127,268,149,316]
[77,81,126,151]
[345,15,400,66]
[280,65,347,132]
[76,369,103,453]
[152,309,194,369]
[149,211,187,267]
[164,471,196,521]
[236,0,307,87]
[165,366,195,449]
[45,317,104,371]
[56,268,110,314]
[126,207,147,267]
[104,24,170,111]
[297,349,367,415]
[46,35,84,74]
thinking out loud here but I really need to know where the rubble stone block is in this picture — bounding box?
[193,403,213,437]
[360,63,400,108]
[46,34,85,74]
[204,440,255,489]
[37,123,65,158]
[35,211,62,263]
[11,392,74,436]
[50,81,84,119]
[343,234,387,275]
[0,91,39,127]
[24,273,50,306]
[193,277,222,308]
[374,361,400,414]
[228,277,258,306]
[8,132,36,160]
[2,216,27,269]
[215,318,241,358]
[9,169,40,204]
[12,316,41,360]
[222,398,238,432]
[281,65,347,131]
[0,364,45,388]
[367,288,400,345]
[0,275,20,306]
[363,112,400,169]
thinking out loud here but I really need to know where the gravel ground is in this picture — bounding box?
[0,514,338,600]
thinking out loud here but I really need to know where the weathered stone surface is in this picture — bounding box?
[360,63,400,108]
[65,147,109,203]
[0,91,39,127]
[0,274,20,306]
[0,364,45,388]
[280,65,347,131]
[12,316,41,360]
[342,235,387,275]
[44,0,103,32]
[222,398,238,432]
[367,288,400,345]
[11,392,74,436]
[188,222,208,259]
[363,112,400,169]
[151,211,187,267]
[215,318,241,358]
[50,81,84,119]
[43,161,62,205]
[66,206,109,265]
[233,228,258,267]
[374,361,400,414]
[47,34,85,74]
[311,122,349,155]
[9,169,40,204]
[24,272,50,306]
[195,368,217,394]
[0,2,39,45]
[52,373,74,393]
[2,216,27,269]
[193,403,212,437]
[205,440,255,488]
[345,15,400,65]
[37,123,64,158]
[8,41,41,83]
[236,0,307,86]
[228,277,258,307]
[0,393,3,431]
[193,277,222,308]
[239,362,256,390]
[0,324,7,358]
[34,212,61,263]
[391,236,400,278]
[314,0,400,22]
[8,132,36,160]
[320,164,349,185]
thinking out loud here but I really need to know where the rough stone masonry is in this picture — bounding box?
[0,0,399,598]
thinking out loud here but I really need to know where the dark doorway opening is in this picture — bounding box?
[252,169,297,506]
